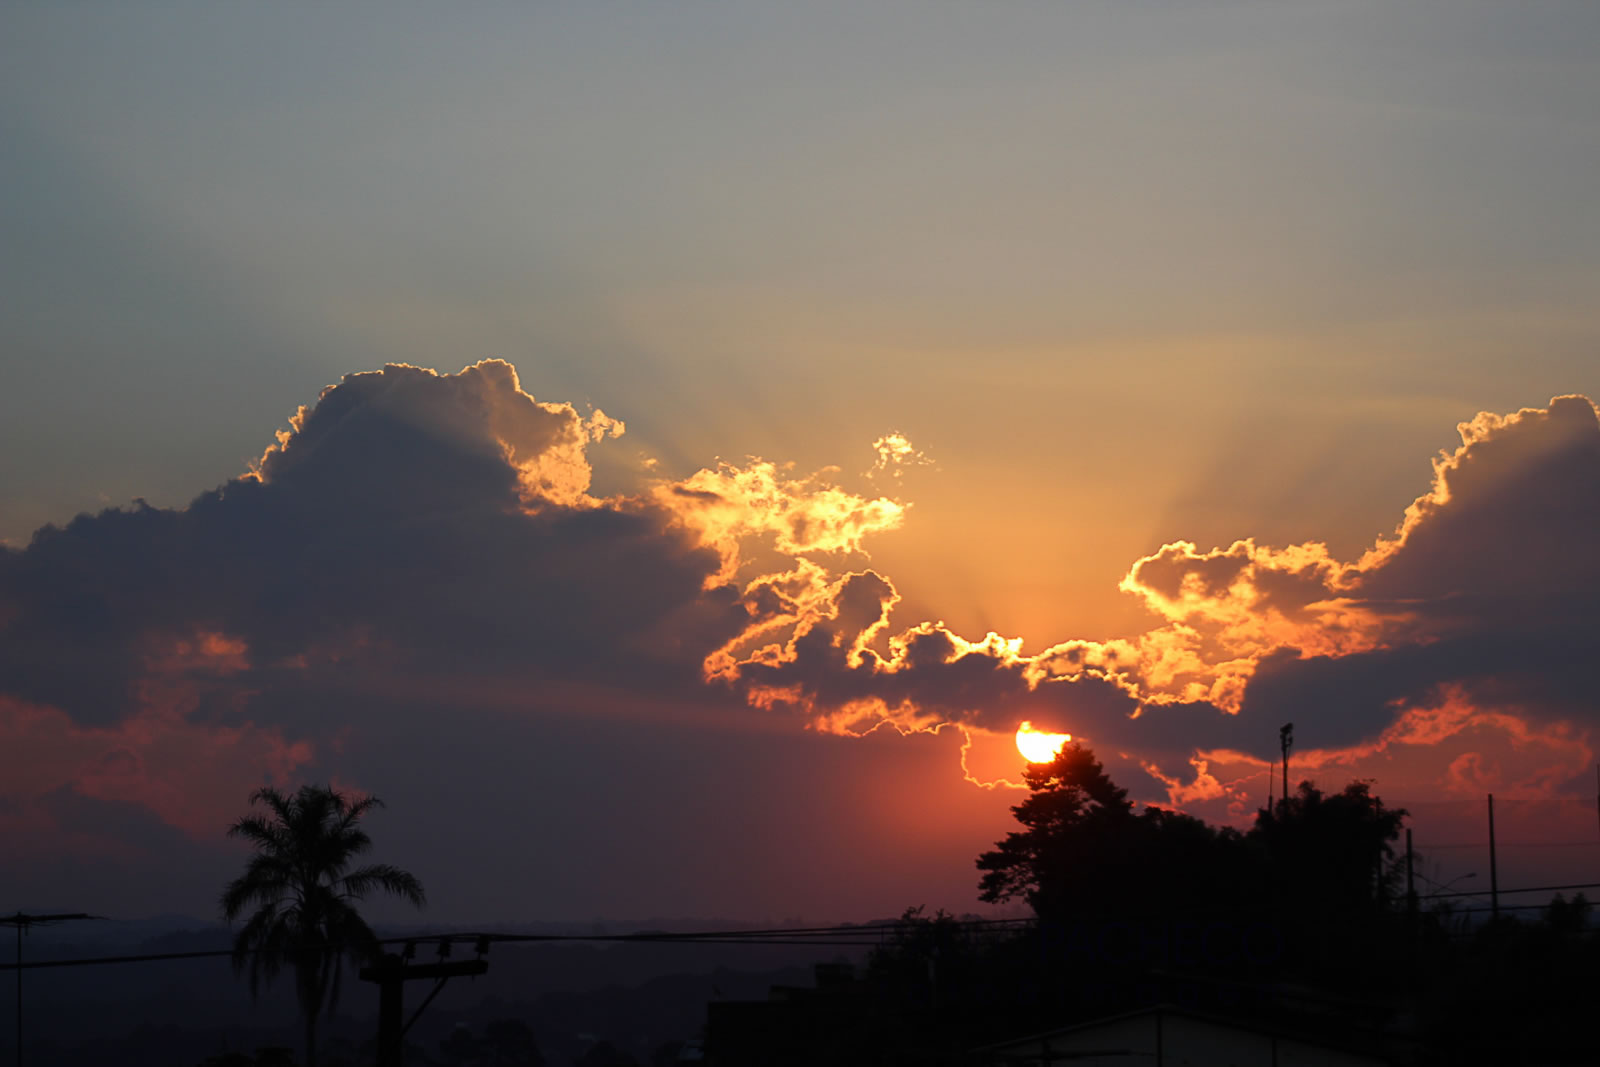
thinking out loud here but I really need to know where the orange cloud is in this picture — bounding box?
[654,458,906,587]
[712,394,1600,819]
[865,432,935,484]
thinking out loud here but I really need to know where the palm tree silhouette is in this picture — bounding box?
[221,785,426,1067]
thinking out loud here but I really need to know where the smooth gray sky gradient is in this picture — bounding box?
[3,2,1599,920]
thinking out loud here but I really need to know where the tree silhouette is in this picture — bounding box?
[1251,779,1407,916]
[1243,779,1407,979]
[976,743,1142,919]
[1545,891,1591,935]
[221,785,426,1067]
[484,1019,545,1066]
[198,1051,295,1067]
[574,1040,639,1067]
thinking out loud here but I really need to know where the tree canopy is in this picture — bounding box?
[976,743,1407,930]
[1255,778,1408,916]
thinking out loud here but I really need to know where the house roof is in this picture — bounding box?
[970,1001,1390,1062]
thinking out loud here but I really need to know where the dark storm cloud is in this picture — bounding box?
[1,357,951,917]
[0,362,742,729]
[1238,395,1600,744]
[1243,624,1600,753]
[1357,394,1600,617]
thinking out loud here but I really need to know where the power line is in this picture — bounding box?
[1419,880,1600,901]
[1420,841,1595,850]
[6,887,1597,976]
[0,917,1035,972]
[1444,903,1584,915]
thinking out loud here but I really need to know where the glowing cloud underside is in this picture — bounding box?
[3,362,1597,856]
[710,393,1600,817]
[1015,721,1072,764]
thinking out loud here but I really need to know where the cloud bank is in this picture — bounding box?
[707,394,1600,812]
[2,364,1595,914]
[0,361,914,892]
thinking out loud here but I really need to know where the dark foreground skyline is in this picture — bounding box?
[6,744,1595,1065]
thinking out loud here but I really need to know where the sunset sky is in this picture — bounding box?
[3,3,1599,924]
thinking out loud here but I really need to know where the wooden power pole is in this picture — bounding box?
[1487,793,1499,921]
[1405,828,1416,919]
[3,913,96,1067]
[359,948,488,1067]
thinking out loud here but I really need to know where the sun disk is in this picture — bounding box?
[1015,721,1072,763]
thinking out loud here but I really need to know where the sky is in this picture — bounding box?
[3,2,1599,924]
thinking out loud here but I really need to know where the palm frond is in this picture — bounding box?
[339,791,385,824]
[250,786,295,827]
[339,863,427,909]
[227,813,288,851]
[221,856,296,920]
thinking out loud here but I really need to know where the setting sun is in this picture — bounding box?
[1015,722,1072,764]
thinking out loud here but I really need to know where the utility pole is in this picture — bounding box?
[1487,793,1499,922]
[1405,827,1418,958]
[1279,723,1294,814]
[359,943,488,1067]
[2,913,96,1067]
[1405,829,1416,917]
